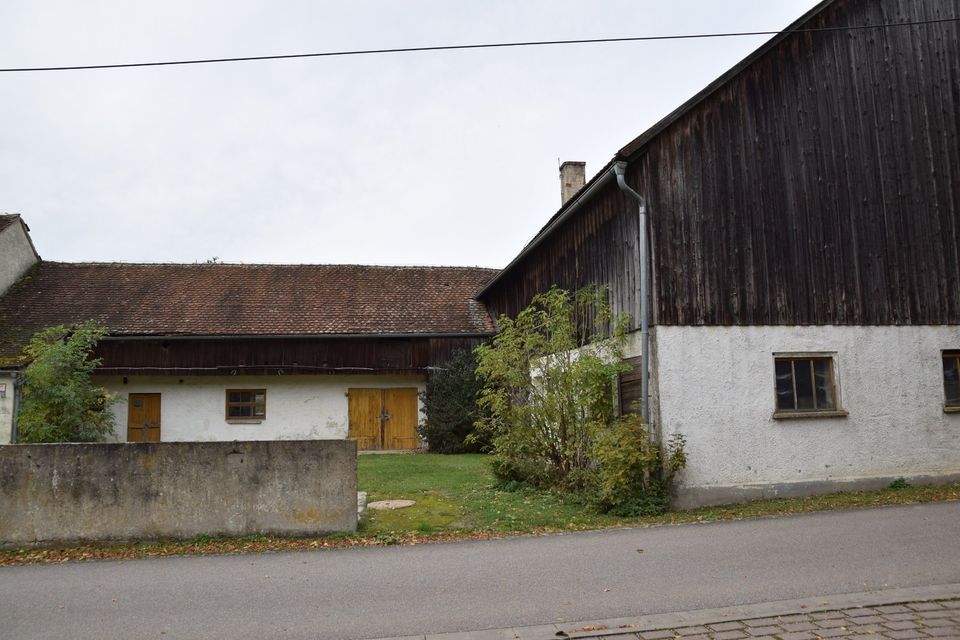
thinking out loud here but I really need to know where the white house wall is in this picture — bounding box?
[651,325,960,508]
[96,374,425,442]
[0,221,38,296]
[0,372,15,443]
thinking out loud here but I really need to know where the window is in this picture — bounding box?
[944,351,960,411]
[773,354,845,418]
[226,389,266,420]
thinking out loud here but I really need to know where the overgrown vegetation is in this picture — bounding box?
[17,321,115,443]
[473,286,685,515]
[418,349,488,453]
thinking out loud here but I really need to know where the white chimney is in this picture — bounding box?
[559,161,586,205]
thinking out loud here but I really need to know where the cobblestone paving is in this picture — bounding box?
[570,599,960,640]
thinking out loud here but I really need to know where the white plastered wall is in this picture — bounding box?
[0,373,15,443]
[96,374,426,442]
[646,325,960,506]
[0,221,39,295]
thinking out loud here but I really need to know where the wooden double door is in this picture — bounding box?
[347,388,419,450]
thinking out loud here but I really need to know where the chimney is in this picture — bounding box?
[559,161,586,205]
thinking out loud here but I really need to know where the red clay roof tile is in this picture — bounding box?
[0,262,497,358]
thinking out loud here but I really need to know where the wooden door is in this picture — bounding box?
[383,388,419,450]
[127,393,161,442]
[347,388,419,450]
[348,389,383,451]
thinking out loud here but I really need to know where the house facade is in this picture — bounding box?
[0,218,495,448]
[479,0,960,506]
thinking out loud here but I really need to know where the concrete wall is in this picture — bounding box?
[96,374,425,442]
[649,325,960,508]
[0,219,39,296]
[0,439,357,545]
[0,372,14,443]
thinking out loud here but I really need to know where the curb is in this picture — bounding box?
[371,583,960,640]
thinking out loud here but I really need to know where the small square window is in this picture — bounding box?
[773,354,846,419]
[225,389,266,421]
[944,351,960,411]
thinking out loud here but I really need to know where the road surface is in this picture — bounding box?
[1,501,958,639]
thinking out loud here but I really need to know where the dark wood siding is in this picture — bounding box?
[482,0,960,327]
[93,336,486,376]
[483,181,643,329]
[618,356,643,415]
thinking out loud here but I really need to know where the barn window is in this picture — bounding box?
[226,389,266,420]
[773,354,846,418]
[944,351,960,412]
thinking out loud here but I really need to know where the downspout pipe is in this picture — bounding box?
[612,161,652,430]
[11,372,21,443]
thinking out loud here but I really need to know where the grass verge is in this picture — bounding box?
[2,454,957,566]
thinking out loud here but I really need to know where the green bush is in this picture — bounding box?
[17,321,116,443]
[474,286,686,515]
[419,349,488,453]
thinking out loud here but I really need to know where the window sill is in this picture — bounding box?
[944,406,960,414]
[773,409,849,420]
[226,419,263,424]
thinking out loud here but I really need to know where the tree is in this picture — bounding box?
[419,349,488,454]
[17,321,116,443]
[474,286,685,514]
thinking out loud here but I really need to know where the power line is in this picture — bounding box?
[1,17,957,74]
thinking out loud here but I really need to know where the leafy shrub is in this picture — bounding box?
[17,321,115,443]
[419,349,488,453]
[474,286,686,515]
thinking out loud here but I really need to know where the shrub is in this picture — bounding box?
[419,349,488,453]
[474,285,686,515]
[17,321,116,443]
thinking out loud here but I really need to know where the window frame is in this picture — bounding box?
[772,352,848,420]
[225,388,267,422]
[944,350,960,413]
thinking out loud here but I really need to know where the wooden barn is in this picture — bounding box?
[0,216,494,448]
[478,0,960,506]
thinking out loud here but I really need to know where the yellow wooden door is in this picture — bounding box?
[348,389,383,451]
[383,388,419,450]
[127,393,161,442]
[348,388,420,450]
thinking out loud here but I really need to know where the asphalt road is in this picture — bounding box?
[2,502,959,640]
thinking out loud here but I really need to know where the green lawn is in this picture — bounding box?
[359,453,624,535]
[358,452,960,536]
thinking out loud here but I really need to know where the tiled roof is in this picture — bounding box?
[0,214,22,234]
[0,262,498,359]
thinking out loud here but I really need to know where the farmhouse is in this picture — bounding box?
[1,0,958,509]
[478,0,960,506]
[0,214,495,447]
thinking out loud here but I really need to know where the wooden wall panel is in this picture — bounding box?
[482,0,960,327]
[94,335,486,376]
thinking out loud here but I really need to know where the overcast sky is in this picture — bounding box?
[0,0,821,267]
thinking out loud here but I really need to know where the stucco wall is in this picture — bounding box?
[0,440,357,545]
[0,373,15,443]
[96,374,425,442]
[652,325,960,507]
[0,221,38,296]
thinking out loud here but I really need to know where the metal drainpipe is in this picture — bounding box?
[612,161,651,430]
[10,372,21,444]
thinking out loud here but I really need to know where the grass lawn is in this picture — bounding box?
[2,453,957,566]
[359,453,624,535]
[358,452,960,536]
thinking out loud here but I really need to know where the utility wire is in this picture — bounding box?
[1,17,957,74]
